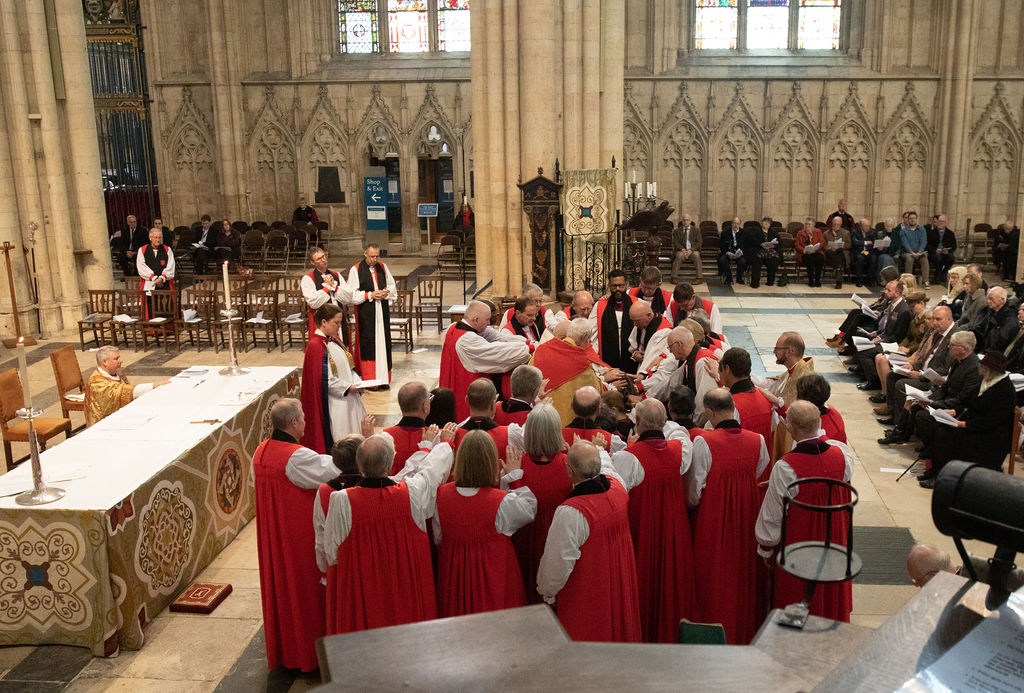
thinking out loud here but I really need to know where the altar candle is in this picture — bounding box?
[632,170,636,184]
[652,182,657,197]
[462,194,467,205]
[222,260,231,311]
[624,181,631,198]
[635,185,641,200]
[17,337,31,408]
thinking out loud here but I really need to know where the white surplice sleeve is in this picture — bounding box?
[497,486,537,535]
[313,488,329,573]
[455,330,531,373]
[164,248,176,279]
[693,357,718,422]
[347,266,369,305]
[685,436,711,508]
[756,437,770,478]
[638,328,671,372]
[325,340,362,395]
[754,459,796,557]
[285,447,341,489]
[610,450,645,490]
[640,356,680,402]
[709,304,723,335]
[536,504,589,604]
[301,272,352,310]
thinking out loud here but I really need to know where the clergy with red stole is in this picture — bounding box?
[136,227,176,319]
[714,348,778,454]
[502,297,544,347]
[672,282,724,334]
[317,423,458,635]
[538,440,641,643]
[594,269,636,373]
[301,246,353,338]
[494,365,542,426]
[687,388,771,644]
[628,265,673,317]
[795,373,849,444]
[453,379,510,462]
[348,243,397,384]
[610,399,695,643]
[756,401,854,622]
[254,398,342,672]
[382,381,430,475]
[532,320,610,425]
[439,300,533,422]
[497,282,558,335]
[627,300,673,374]
[561,386,612,446]
[433,430,537,617]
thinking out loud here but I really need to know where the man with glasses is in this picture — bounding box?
[594,269,637,373]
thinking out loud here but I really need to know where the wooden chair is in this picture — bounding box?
[78,289,116,350]
[241,228,265,271]
[285,226,308,272]
[244,289,280,352]
[112,289,147,351]
[279,275,302,293]
[145,290,182,352]
[191,274,220,291]
[49,345,85,432]
[278,290,308,352]
[181,289,218,352]
[416,275,445,333]
[215,289,249,352]
[264,229,289,273]
[437,234,462,275]
[0,369,71,470]
[390,289,415,353]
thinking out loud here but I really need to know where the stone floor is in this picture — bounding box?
[0,255,1018,691]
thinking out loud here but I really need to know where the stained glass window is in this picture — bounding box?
[438,0,471,52]
[695,0,738,49]
[747,0,789,50]
[339,0,378,54]
[388,0,429,53]
[798,0,841,49]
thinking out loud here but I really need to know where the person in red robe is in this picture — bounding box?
[505,402,573,604]
[796,373,848,443]
[453,378,511,461]
[687,388,771,644]
[627,265,674,318]
[609,398,695,643]
[537,440,641,642]
[317,423,459,635]
[494,365,544,426]
[756,400,854,622]
[382,381,430,475]
[439,301,533,422]
[300,247,353,340]
[253,398,342,672]
[561,386,612,446]
[434,430,537,617]
[709,347,779,482]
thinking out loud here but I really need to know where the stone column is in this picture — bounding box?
[0,102,30,337]
[940,0,977,236]
[207,0,244,217]
[55,0,113,294]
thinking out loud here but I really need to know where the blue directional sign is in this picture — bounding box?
[364,177,388,231]
[386,176,401,207]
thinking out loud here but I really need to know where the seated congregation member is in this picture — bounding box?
[627,300,672,373]
[687,388,770,644]
[84,346,171,426]
[796,374,846,444]
[872,303,943,408]
[538,440,641,642]
[610,399,694,643]
[874,217,901,276]
[300,304,367,454]
[795,217,826,287]
[594,269,636,373]
[744,216,781,289]
[671,213,703,284]
[756,401,854,622]
[666,386,701,440]
[382,381,430,475]
[503,296,543,347]
[532,319,612,425]
[672,282,723,334]
[628,265,673,317]
[705,347,776,451]
[920,351,1015,487]
[1003,303,1024,373]
[440,300,532,421]
[254,398,342,672]
[562,386,611,445]
[851,218,878,287]
[994,219,1020,281]
[508,403,573,603]
[823,216,851,290]
[215,219,242,266]
[926,214,957,285]
[851,280,911,391]
[498,282,557,334]
[717,216,747,285]
[956,272,988,331]
[434,430,537,618]
[317,424,458,635]
[495,365,544,426]
[825,265,901,352]
[900,211,930,287]
[886,330,979,448]
[973,286,1018,352]
[941,265,968,320]
[454,379,510,461]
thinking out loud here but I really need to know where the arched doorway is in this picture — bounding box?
[417,124,455,244]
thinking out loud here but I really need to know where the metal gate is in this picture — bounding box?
[559,226,645,296]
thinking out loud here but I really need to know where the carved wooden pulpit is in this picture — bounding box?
[518,170,562,292]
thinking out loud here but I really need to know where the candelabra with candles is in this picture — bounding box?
[220,261,250,376]
[14,407,65,506]
[623,171,658,218]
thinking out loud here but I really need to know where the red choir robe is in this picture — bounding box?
[383,417,426,475]
[555,476,642,642]
[627,286,673,317]
[253,435,324,672]
[510,452,571,604]
[326,479,437,634]
[820,407,847,443]
[453,418,510,462]
[561,418,611,447]
[770,440,853,622]
[495,399,532,426]
[692,424,766,644]
[299,332,334,454]
[625,433,695,643]
[303,268,347,339]
[435,484,526,617]
[732,379,776,488]
[440,322,487,422]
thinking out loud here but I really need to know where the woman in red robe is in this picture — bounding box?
[434,431,536,617]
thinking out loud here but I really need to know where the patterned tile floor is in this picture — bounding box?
[0,258,1019,690]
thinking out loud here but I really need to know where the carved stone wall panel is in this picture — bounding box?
[967,121,1020,224]
[660,118,704,219]
[769,121,816,222]
[247,88,298,219]
[713,120,761,220]
[623,119,651,182]
[159,87,219,222]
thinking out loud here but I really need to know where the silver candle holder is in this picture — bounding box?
[14,407,65,506]
[219,309,251,376]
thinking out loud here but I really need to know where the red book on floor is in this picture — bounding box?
[169,583,233,614]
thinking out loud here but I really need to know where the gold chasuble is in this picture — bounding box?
[770,357,816,461]
[85,371,135,427]
[530,338,604,425]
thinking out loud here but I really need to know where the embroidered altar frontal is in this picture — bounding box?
[0,366,300,656]
[560,169,618,292]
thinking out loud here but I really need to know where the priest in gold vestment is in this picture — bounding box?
[85,346,170,426]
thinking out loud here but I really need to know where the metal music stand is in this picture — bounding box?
[775,477,861,629]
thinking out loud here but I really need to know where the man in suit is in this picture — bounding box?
[973,286,1019,352]
[926,214,957,286]
[850,218,878,287]
[994,219,1020,281]
[671,213,703,284]
[920,350,1014,487]
[873,306,956,416]
[744,217,781,289]
[852,280,911,390]
[110,214,148,276]
[717,216,747,285]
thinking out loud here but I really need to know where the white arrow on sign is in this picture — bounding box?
[371,193,381,202]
